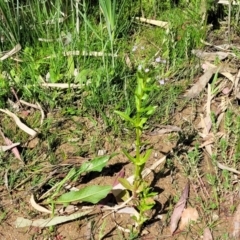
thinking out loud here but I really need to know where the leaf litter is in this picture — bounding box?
[170,181,190,235]
[178,207,199,231]
[0,108,37,137]
[232,203,240,238]
[203,227,213,240]
[15,210,93,228]
[0,129,23,163]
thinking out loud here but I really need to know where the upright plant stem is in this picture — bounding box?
[111,34,115,68]
[133,91,144,197]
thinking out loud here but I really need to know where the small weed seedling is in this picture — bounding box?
[115,69,157,234]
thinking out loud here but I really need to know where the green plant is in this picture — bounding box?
[0,0,19,45]
[206,173,219,209]
[180,144,202,178]
[99,0,117,68]
[47,155,114,209]
[115,68,157,233]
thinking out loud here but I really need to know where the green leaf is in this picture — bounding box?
[67,55,74,78]
[138,148,153,165]
[118,178,133,191]
[55,168,76,193]
[146,106,157,115]
[136,118,148,128]
[141,93,148,100]
[75,69,90,84]
[99,0,116,37]
[114,110,135,124]
[138,106,157,115]
[138,198,155,211]
[55,185,112,204]
[122,149,136,163]
[78,155,112,175]
[79,12,102,40]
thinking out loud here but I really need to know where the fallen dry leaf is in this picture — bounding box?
[179,207,199,231]
[203,227,213,240]
[234,69,240,99]
[41,83,86,89]
[199,133,215,148]
[142,156,166,178]
[220,71,235,82]
[15,210,92,228]
[116,206,139,218]
[113,169,125,187]
[200,39,231,51]
[5,137,22,162]
[86,221,92,240]
[0,143,20,152]
[232,203,240,238]
[63,50,118,57]
[58,205,78,215]
[148,125,182,135]
[0,43,21,61]
[0,109,37,137]
[0,130,23,162]
[30,194,52,214]
[204,61,237,75]
[192,49,235,61]
[170,181,190,235]
[222,87,231,95]
[217,162,240,175]
[135,17,169,28]
[185,66,217,98]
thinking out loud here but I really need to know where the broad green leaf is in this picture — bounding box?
[55,185,112,204]
[114,110,135,124]
[118,178,133,191]
[78,155,112,175]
